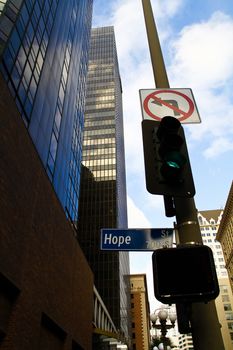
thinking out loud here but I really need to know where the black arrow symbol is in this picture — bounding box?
[151,99,180,116]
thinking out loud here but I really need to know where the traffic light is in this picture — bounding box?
[141,116,195,197]
[152,245,219,304]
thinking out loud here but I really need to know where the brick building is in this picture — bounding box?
[0,60,93,350]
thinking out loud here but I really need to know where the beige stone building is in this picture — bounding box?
[130,274,151,350]
[217,182,233,294]
[198,210,233,349]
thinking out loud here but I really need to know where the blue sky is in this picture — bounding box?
[93,0,233,311]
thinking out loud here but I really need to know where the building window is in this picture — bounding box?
[0,273,20,339]
[226,313,233,320]
[39,313,66,350]
[224,304,232,311]
[220,285,228,294]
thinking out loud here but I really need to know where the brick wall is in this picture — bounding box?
[0,75,93,350]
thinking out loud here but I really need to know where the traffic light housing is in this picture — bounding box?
[152,245,219,304]
[142,116,195,197]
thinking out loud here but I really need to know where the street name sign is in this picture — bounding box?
[139,88,201,124]
[100,228,173,251]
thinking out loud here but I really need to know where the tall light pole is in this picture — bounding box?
[141,0,224,349]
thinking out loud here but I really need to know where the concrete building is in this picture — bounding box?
[178,334,194,350]
[130,274,150,350]
[178,209,233,350]
[0,1,94,348]
[217,182,233,294]
[77,27,131,347]
[198,210,233,349]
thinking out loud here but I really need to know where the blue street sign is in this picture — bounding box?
[100,228,174,251]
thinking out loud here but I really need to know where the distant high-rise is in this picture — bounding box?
[78,26,131,344]
[130,274,150,350]
[0,0,93,222]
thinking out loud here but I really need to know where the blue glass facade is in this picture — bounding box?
[0,0,93,222]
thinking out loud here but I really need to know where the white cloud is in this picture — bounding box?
[167,11,233,158]
[186,89,233,141]
[152,0,184,19]
[127,196,152,228]
[112,0,148,60]
[168,11,233,88]
[203,137,233,158]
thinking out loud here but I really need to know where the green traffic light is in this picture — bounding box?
[167,160,180,169]
[161,151,186,183]
[165,151,186,168]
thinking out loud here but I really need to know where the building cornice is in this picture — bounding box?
[217,181,233,240]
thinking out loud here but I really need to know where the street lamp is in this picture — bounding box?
[150,309,176,350]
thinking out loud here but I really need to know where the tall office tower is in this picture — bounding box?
[78,26,131,345]
[130,274,151,350]
[198,210,233,350]
[0,0,93,222]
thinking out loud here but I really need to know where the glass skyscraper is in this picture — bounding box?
[77,26,131,345]
[0,0,93,222]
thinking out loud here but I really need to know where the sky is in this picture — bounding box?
[92,0,233,312]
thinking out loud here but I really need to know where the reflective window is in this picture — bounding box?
[10,29,21,54]
[0,0,93,224]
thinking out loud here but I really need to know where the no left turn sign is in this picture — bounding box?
[139,88,201,124]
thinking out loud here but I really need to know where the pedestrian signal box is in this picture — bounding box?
[152,245,219,304]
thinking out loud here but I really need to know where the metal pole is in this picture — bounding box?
[141,0,169,88]
[141,1,224,349]
[160,322,168,350]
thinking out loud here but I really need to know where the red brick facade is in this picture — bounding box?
[0,75,93,350]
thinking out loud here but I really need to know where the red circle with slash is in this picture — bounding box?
[143,89,195,122]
